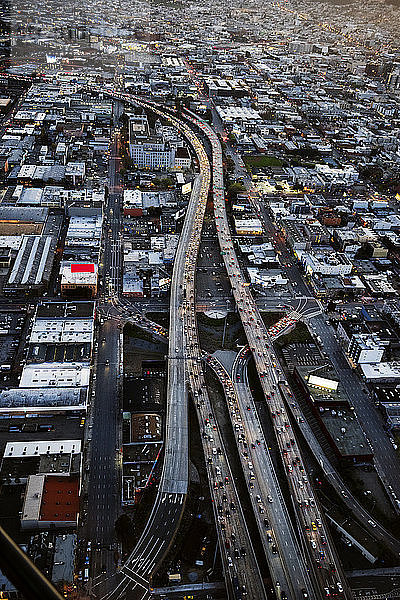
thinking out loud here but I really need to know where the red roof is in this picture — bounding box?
[71,263,95,273]
[40,475,79,522]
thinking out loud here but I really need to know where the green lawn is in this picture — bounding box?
[243,154,284,168]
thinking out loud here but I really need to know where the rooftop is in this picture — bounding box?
[19,362,90,389]
[40,474,79,523]
[29,318,94,344]
[3,440,81,458]
[5,235,57,290]
[0,387,87,412]
[36,301,95,319]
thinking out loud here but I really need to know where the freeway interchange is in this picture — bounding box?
[2,73,397,600]
[92,86,352,600]
[207,349,311,598]
[182,108,350,599]
[95,93,269,600]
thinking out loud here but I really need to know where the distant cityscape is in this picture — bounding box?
[0,1,399,600]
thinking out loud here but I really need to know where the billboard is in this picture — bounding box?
[182,182,192,195]
[308,375,338,391]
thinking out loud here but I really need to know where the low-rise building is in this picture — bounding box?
[21,474,79,529]
[173,146,191,170]
[60,262,98,298]
[19,362,90,389]
[234,217,263,236]
[300,249,353,276]
[294,364,373,463]
[0,387,87,414]
[348,333,386,365]
[4,235,58,296]
[247,267,288,289]
[361,362,400,382]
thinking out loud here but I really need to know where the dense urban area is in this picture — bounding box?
[0,0,399,599]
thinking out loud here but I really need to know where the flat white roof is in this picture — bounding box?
[123,189,142,207]
[66,216,102,241]
[20,363,90,388]
[0,236,22,250]
[361,362,400,380]
[308,375,339,391]
[30,318,94,344]
[217,106,261,121]
[60,263,98,286]
[22,474,45,522]
[4,440,81,458]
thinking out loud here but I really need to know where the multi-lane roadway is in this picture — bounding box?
[182,108,351,599]
[7,73,399,600]
[98,92,351,598]
[83,88,353,600]
[2,73,361,599]
[95,93,266,600]
[85,123,123,591]
[207,349,313,600]
[103,127,207,600]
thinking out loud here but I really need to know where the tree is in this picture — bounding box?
[227,182,246,200]
[152,177,174,190]
[225,157,235,173]
[147,206,162,216]
[115,514,134,544]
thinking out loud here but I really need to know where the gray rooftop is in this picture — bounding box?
[0,206,48,222]
[0,387,87,411]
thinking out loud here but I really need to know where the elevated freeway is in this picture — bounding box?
[0,72,363,600]
[96,92,269,600]
[182,108,351,600]
[93,103,211,600]
[235,342,400,559]
[5,73,399,600]
[207,350,313,600]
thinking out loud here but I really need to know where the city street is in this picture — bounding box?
[86,114,123,594]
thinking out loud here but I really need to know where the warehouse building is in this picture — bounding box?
[0,387,87,414]
[19,362,90,389]
[3,235,58,296]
